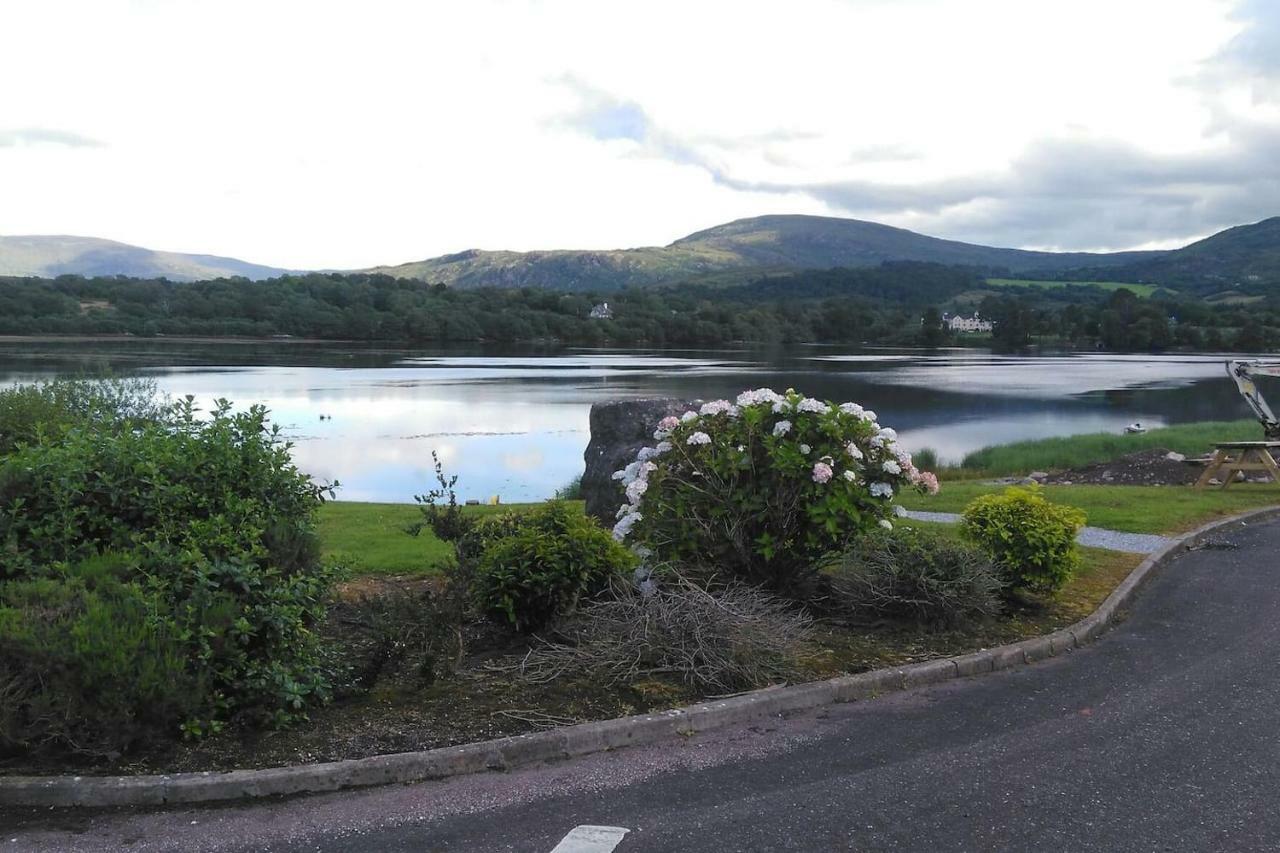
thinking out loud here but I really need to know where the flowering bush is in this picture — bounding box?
[611,388,939,590]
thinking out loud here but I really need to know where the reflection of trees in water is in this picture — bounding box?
[1100,380,1253,423]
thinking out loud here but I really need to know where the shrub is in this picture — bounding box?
[823,528,1003,626]
[613,388,940,591]
[0,568,201,757]
[408,451,477,546]
[960,486,1087,594]
[474,501,635,632]
[0,393,338,751]
[325,586,465,694]
[518,574,812,693]
[0,376,168,457]
[912,447,940,472]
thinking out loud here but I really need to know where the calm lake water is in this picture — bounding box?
[0,339,1260,503]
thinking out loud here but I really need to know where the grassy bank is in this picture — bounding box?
[959,419,1260,476]
[318,500,577,575]
[898,481,1280,534]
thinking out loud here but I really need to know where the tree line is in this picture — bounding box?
[0,266,1277,352]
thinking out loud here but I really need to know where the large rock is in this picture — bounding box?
[582,398,698,524]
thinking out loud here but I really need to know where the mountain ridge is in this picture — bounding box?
[0,235,288,282]
[362,214,1169,291]
[4,214,1277,291]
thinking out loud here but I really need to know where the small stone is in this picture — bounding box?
[1208,478,1222,486]
[1059,480,1073,485]
[1018,477,1038,485]
[1165,451,1186,462]
[1029,471,1049,481]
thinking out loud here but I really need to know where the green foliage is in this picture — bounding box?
[622,390,934,592]
[329,587,466,694]
[0,385,339,755]
[960,486,1087,594]
[823,528,1003,626]
[912,447,940,472]
[0,565,200,757]
[554,474,584,500]
[474,502,636,632]
[3,261,1279,351]
[0,376,166,456]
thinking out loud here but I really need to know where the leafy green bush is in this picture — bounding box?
[0,565,200,757]
[0,376,167,457]
[824,528,1003,626]
[474,502,635,632]
[960,486,1087,594]
[615,389,939,592]
[0,390,338,753]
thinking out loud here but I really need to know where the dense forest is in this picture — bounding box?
[1,263,1277,352]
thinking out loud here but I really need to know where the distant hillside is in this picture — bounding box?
[363,214,1162,292]
[0,235,287,282]
[1093,217,1280,292]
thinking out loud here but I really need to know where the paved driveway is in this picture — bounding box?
[9,518,1280,852]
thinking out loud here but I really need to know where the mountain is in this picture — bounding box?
[363,215,1163,291]
[1091,217,1280,292]
[0,235,287,282]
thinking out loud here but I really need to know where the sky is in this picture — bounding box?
[1,0,1278,269]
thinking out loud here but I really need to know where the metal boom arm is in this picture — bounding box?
[1227,360,1280,440]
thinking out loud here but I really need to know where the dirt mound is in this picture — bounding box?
[1043,448,1205,486]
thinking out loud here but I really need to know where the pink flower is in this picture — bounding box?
[917,471,940,495]
[812,462,833,483]
[657,415,680,431]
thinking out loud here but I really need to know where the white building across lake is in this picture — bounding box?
[941,312,993,333]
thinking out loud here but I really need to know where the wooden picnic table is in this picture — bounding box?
[1194,441,1280,489]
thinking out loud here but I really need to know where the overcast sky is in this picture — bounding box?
[2,0,1277,269]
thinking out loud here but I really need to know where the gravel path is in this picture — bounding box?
[900,509,1173,554]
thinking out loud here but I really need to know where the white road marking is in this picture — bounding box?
[549,824,630,853]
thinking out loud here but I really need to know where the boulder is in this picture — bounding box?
[1028,471,1049,481]
[582,398,698,524]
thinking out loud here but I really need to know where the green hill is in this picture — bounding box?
[362,214,1162,292]
[1094,217,1280,292]
[0,235,287,282]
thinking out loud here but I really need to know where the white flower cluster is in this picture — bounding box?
[611,387,943,541]
[736,388,784,407]
[699,400,739,417]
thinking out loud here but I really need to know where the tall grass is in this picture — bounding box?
[960,420,1261,476]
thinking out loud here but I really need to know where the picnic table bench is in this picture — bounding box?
[1194,441,1280,489]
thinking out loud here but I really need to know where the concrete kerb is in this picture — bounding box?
[5,506,1279,809]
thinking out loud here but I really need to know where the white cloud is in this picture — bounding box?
[0,0,1271,267]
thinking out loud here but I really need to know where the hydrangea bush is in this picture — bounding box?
[612,388,939,590]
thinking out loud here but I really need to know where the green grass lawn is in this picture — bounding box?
[959,420,1261,475]
[317,501,569,576]
[984,277,1159,297]
[898,481,1280,534]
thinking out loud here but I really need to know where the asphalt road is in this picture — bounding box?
[9,517,1280,852]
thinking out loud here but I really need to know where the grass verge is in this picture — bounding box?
[899,481,1280,534]
[318,501,579,576]
[959,419,1260,476]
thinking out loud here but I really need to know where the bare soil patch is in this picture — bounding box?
[1044,448,1205,486]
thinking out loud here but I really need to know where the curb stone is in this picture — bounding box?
[4,506,1278,808]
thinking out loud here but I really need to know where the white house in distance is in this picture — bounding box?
[590,302,613,319]
[941,311,993,333]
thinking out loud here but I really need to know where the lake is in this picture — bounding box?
[0,339,1260,504]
